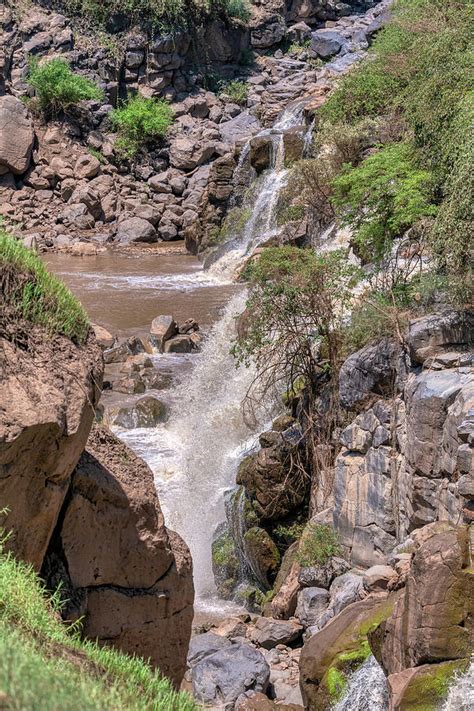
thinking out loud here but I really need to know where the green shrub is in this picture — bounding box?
[296,523,341,567]
[332,143,437,262]
[0,230,89,344]
[220,80,249,106]
[0,544,197,710]
[27,58,102,115]
[111,95,174,157]
[61,0,250,31]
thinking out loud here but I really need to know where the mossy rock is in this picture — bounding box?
[244,526,280,589]
[211,530,239,599]
[393,659,469,710]
[300,592,402,711]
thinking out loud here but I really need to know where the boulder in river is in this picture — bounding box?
[104,395,168,428]
[149,314,177,352]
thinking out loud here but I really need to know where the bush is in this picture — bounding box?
[220,80,249,106]
[0,230,89,344]
[61,0,250,31]
[332,143,437,263]
[27,58,102,115]
[296,523,341,567]
[111,95,174,157]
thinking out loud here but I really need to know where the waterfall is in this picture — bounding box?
[206,101,310,279]
[442,659,474,710]
[333,656,389,711]
[132,292,271,603]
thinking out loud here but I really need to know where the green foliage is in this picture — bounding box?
[296,523,341,567]
[111,95,174,157]
[219,80,249,106]
[273,522,305,543]
[317,0,473,280]
[0,545,197,710]
[61,0,250,32]
[0,229,89,344]
[27,58,102,115]
[332,143,437,262]
[88,146,106,164]
[276,204,305,226]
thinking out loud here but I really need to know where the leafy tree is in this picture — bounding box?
[331,143,437,263]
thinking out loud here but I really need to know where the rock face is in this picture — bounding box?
[0,95,35,175]
[333,311,473,566]
[369,522,473,709]
[0,328,102,569]
[43,425,194,686]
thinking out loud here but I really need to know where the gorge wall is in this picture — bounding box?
[0,317,194,686]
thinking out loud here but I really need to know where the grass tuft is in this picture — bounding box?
[0,229,89,344]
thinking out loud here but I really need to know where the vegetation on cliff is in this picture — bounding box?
[0,539,197,710]
[58,0,250,31]
[27,58,103,116]
[111,95,174,157]
[0,230,89,343]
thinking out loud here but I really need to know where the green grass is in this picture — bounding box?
[27,58,103,116]
[219,80,249,106]
[111,95,174,158]
[296,523,341,567]
[0,546,197,711]
[0,229,89,344]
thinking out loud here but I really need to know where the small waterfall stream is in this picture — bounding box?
[442,659,474,710]
[334,656,389,711]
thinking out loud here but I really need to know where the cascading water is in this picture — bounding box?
[333,656,389,711]
[442,659,474,710]
[119,291,271,606]
[206,101,312,279]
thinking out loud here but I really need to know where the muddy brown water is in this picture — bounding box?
[44,248,240,339]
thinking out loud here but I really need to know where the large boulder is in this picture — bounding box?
[371,523,473,676]
[339,338,402,410]
[0,328,102,569]
[300,593,400,710]
[249,617,303,649]
[407,310,473,364]
[116,217,157,244]
[191,642,270,706]
[43,425,194,686]
[0,95,35,175]
[311,30,346,58]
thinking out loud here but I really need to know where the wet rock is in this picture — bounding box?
[191,642,270,706]
[244,526,281,588]
[250,135,273,173]
[116,217,157,244]
[104,336,146,364]
[249,617,303,649]
[0,95,35,175]
[164,334,198,353]
[113,374,146,395]
[300,593,400,711]
[149,314,177,352]
[105,396,168,429]
[187,632,231,668]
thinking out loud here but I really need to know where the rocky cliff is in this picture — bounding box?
[0,245,194,686]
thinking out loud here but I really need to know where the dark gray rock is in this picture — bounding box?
[311,30,346,58]
[191,642,270,706]
[339,338,402,409]
[407,310,473,365]
[249,616,302,649]
[295,587,329,627]
[187,632,231,668]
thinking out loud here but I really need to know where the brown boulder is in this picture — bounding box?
[43,425,194,686]
[300,593,400,711]
[0,329,102,569]
[371,522,473,675]
[0,95,35,175]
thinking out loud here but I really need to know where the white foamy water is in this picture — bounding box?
[57,269,229,291]
[442,659,474,710]
[118,292,272,604]
[333,656,389,711]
